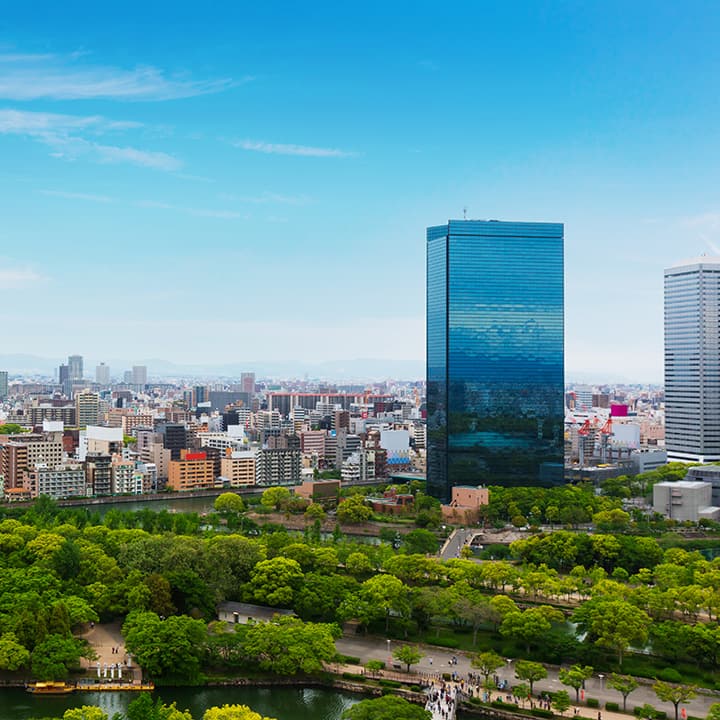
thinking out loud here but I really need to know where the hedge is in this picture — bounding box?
[341,672,366,682]
[379,679,402,688]
[586,698,600,708]
[530,709,555,718]
[605,702,620,712]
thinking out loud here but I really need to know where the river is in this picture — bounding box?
[1,685,360,719]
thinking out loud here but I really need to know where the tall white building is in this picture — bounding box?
[665,257,720,462]
[96,363,110,385]
[132,365,148,386]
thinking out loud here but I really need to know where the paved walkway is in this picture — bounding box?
[77,621,140,683]
[335,635,720,719]
[425,682,457,719]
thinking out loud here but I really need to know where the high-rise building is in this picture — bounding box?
[96,363,110,386]
[59,364,70,396]
[241,372,255,395]
[426,219,565,499]
[0,371,8,400]
[132,365,148,386]
[665,257,720,463]
[76,391,101,427]
[68,355,84,381]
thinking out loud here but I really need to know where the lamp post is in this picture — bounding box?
[598,673,605,689]
[387,638,391,666]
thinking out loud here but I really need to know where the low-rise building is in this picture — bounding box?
[220,451,256,488]
[24,462,89,500]
[441,485,490,524]
[653,480,720,522]
[167,450,216,492]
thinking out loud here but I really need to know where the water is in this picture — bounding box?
[0,685,360,720]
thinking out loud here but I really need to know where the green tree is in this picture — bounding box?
[637,705,657,720]
[336,495,373,524]
[203,705,277,720]
[342,695,431,719]
[365,659,385,677]
[214,493,246,515]
[246,557,304,607]
[393,644,423,672]
[357,574,409,632]
[402,529,439,555]
[500,606,564,654]
[552,690,571,716]
[608,673,639,712]
[471,650,505,684]
[558,665,593,703]
[31,635,86,680]
[652,681,697,720]
[304,503,326,522]
[515,660,547,695]
[63,708,108,720]
[0,632,31,670]
[345,552,373,577]
[242,616,339,675]
[706,704,720,720]
[572,598,650,665]
[261,487,292,511]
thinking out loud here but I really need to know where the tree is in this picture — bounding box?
[609,673,639,712]
[552,691,571,716]
[365,659,385,677]
[261,487,292,512]
[707,704,720,720]
[304,503,326,522]
[471,650,505,684]
[242,616,339,675]
[500,606,564,654]
[558,665,593,703]
[204,705,277,720]
[652,681,697,720]
[357,574,409,632]
[31,634,86,680]
[63,708,108,720]
[572,598,651,665]
[345,552,373,577]
[402,529,439,555]
[0,632,30,670]
[393,644,423,672]
[246,557,304,607]
[342,695,431,719]
[337,495,373,524]
[637,705,657,720]
[515,660,547,695]
[214,493,246,515]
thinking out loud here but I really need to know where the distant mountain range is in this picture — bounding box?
[0,354,426,382]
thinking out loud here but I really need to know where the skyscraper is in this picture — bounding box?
[0,371,7,400]
[96,363,110,386]
[68,355,84,381]
[426,219,565,499]
[132,365,148,386]
[665,257,720,463]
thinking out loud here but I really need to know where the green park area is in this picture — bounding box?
[0,468,718,720]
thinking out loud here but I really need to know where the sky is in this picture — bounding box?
[1,1,720,381]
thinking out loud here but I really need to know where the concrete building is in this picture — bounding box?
[653,480,720,522]
[95,363,110,386]
[441,485,490,524]
[0,371,8,400]
[112,456,142,495]
[131,365,148,386]
[255,448,301,486]
[294,478,340,504]
[240,372,255,395]
[76,391,101,427]
[167,451,215,492]
[665,257,720,462]
[220,451,256,487]
[0,436,63,488]
[85,453,112,496]
[68,355,84,381]
[24,462,89,500]
[686,465,720,507]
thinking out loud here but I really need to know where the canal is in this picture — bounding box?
[1,685,360,719]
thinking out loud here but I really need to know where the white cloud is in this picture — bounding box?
[39,189,113,203]
[234,139,356,158]
[219,191,310,205]
[0,108,181,171]
[0,267,42,289]
[0,53,238,101]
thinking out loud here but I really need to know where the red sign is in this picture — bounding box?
[184,452,207,461]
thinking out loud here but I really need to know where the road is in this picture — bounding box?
[440,528,471,560]
[335,634,719,719]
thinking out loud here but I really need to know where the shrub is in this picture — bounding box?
[431,637,461,649]
[606,702,620,712]
[342,672,366,681]
[338,654,362,664]
[442,673,452,681]
[530,709,555,719]
[586,698,600,708]
[492,701,520,712]
[657,668,682,683]
[410,685,422,692]
[379,679,402,688]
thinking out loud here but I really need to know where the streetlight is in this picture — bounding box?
[387,639,391,665]
[598,673,605,689]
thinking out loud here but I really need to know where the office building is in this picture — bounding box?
[665,258,720,462]
[68,355,84,381]
[653,480,720,522]
[220,451,256,487]
[95,363,110,386]
[59,364,70,396]
[76,391,101,427]
[167,450,215,492]
[24,463,89,500]
[0,371,8,400]
[241,372,256,395]
[132,365,148,386]
[426,219,564,499]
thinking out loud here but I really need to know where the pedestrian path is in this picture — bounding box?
[425,682,457,720]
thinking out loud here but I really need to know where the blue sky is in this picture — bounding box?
[1,1,719,381]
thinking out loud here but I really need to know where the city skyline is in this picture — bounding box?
[2,3,720,381]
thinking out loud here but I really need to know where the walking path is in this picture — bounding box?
[77,621,141,684]
[335,635,720,719]
[425,682,457,719]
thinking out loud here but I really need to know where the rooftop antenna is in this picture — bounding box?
[463,206,467,220]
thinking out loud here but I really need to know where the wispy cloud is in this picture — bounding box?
[219,191,310,206]
[136,200,246,219]
[234,139,356,158]
[0,52,239,101]
[0,108,181,171]
[0,267,42,289]
[39,189,114,203]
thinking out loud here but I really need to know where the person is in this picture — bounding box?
[429,657,433,665]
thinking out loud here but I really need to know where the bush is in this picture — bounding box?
[657,713,667,720]
[586,698,600,708]
[410,685,422,692]
[606,703,620,712]
[492,701,520,712]
[657,668,682,683]
[341,672,366,682]
[379,679,402,688]
[431,637,461,649]
[530,710,555,719]
[337,654,362,664]
[442,673,452,681]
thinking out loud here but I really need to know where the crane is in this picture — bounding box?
[599,417,613,463]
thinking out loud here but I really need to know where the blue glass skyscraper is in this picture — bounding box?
[426,220,565,499]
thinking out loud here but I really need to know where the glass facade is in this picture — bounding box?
[427,220,565,500]
[665,259,720,462]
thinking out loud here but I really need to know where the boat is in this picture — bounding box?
[26,681,76,694]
